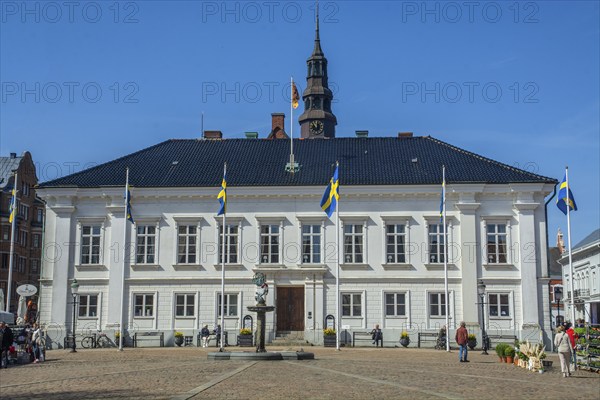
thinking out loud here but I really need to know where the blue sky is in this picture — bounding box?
[1,1,599,245]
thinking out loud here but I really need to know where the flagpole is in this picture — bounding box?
[6,171,18,313]
[119,167,129,351]
[335,162,340,351]
[290,77,294,171]
[442,165,450,352]
[220,162,227,351]
[565,166,576,326]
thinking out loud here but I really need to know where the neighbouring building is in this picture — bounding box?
[559,229,600,325]
[36,13,558,348]
[548,229,565,329]
[0,151,44,315]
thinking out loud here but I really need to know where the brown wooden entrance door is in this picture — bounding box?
[276,287,304,331]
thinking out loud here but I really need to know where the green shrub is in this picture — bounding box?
[495,343,508,357]
[504,346,515,357]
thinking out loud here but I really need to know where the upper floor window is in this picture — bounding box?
[2,226,9,241]
[260,224,280,264]
[428,224,447,264]
[486,223,507,263]
[385,224,407,264]
[18,204,29,220]
[30,259,39,274]
[17,256,26,273]
[81,225,101,265]
[218,224,239,264]
[136,225,156,264]
[343,224,364,264]
[36,209,43,223]
[32,234,40,248]
[301,224,321,264]
[177,225,197,264]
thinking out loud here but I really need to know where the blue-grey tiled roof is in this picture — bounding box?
[573,229,600,250]
[38,136,557,188]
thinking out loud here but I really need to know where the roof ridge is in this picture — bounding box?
[425,136,556,183]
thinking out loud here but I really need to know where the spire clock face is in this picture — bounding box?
[310,120,324,135]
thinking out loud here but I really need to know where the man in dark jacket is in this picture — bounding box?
[455,321,469,362]
[0,321,14,368]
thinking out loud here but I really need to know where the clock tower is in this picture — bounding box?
[298,5,337,139]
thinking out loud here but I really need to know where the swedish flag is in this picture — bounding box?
[8,187,16,223]
[556,175,577,215]
[320,163,339,218]
[217,168,227,216]
[439,177,445,223]
[125,188,134,224]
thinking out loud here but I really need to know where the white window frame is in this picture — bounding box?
[133,219,161,265]
[340,217,368,265]
[480,217,512,266]
[341,291,363,318]
[423,217,455,266]
[214,217,243,265]
[174,221,201,265]
[78,293,100,319]
[255,216,285,266]
[297,215,326,266]
[217,292,240,318]
[384,291,407,317]
[81,225,102,265]
[488,292,511,318]
[381,217,411,266]
[259,223,281,264]
[75,218,106,267]
[428,291,447,317]
[132,292,157,318]
[174,293,196,318]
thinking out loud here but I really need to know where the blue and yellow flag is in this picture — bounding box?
[320,163,339,218]
[292,82,300,109]
[556,174,577,215]
[439,177,445,223]
[125,188,134,224]
[8,187,16,223]
[217,167,227,216]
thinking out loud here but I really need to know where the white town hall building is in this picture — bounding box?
[35,14,558,349]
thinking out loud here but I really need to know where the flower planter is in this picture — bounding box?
[400,337,410,348]
[467,340,477,350]
[506,356,514,364]
[174,336,184,347]
[238,335,253,347]
[324,336,336,347]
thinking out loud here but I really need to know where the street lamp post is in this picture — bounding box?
[555,287,563,327]
[477,280,488,355]
[70,279,79,353]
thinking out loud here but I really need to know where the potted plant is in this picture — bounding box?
[504,346,515,364]
[238,328,253,347]
[495,343,507,363]
[174,331,184,347]
[323,328,336,347]
[467,333,477,350]
[400,331,410,347]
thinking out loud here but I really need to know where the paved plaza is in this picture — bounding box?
[1,346,599,399]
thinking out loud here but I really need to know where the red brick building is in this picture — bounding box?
[0,151,44,315]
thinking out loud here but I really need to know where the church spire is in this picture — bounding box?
[313,1,323,56]
[298,0,337,139]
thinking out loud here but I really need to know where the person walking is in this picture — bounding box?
[200,325,210,348]
[31,323,42,363]
[370,324,383,348]
[564,322,578,372]
[0,321,14,368]
[455,321,469,362]
[214,324,222,348]
[554,325,572,377]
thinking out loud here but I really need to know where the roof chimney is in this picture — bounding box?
[10,152,17,159]
[355,130,368,138]
[398,132,413,138]
[272,113,285,132]
[204,130,223,140]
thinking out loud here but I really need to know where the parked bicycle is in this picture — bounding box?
[81,331,115,349]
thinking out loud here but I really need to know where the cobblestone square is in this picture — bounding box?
[1,346,599,399]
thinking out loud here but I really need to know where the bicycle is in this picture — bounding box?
[81,331,115,349]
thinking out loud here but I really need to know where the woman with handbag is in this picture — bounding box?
[554,325,572,377]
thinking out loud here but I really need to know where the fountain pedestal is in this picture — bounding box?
[247,305,275,353]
